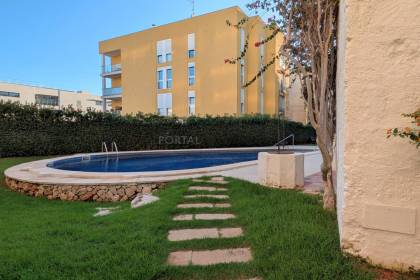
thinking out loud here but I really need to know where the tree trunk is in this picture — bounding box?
[323,168,335,211]
[318,137,336,211]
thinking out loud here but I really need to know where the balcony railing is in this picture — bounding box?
[102,64,122,75]
[103,87,122,96]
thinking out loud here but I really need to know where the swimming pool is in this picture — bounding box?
[5,147,320,202]
[48,150,265,172]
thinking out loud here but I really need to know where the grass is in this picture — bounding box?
[0,157,376,280]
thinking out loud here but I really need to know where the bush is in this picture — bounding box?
[0,101,316,157]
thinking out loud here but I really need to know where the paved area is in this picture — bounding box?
[168,177,256,271]
[303,172,323,195]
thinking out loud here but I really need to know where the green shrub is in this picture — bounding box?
[0,101,315,157]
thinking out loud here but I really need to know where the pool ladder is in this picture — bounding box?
[101,141,119,154]
[274,134,295,151]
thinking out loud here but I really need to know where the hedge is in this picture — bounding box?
[0,101,316,157]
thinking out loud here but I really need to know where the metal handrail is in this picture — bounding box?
[102,64,122,74]
[111,141,119,154]
[274,134,295,150]
[101,142,108,153]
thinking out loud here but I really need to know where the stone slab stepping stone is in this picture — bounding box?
[172,213,236,221]
[177,203,231,209]
[189,186,228,192]
[184,194,229,199]
[168,227,243,241]
[192,179,229,185]
[195,213,236,220]
[168,247,252,266]
[173,214,194,221]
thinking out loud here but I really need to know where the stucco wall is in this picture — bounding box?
[286,78,308,124]
[336,0,420,270]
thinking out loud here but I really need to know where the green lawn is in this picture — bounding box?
[0,157,375,280]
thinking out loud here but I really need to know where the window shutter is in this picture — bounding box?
[188,33,195,50]
[157,40,164,56]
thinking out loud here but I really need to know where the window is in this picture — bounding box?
[157,67,172,89]
[188,33,196,58]
[188,63,195,86]
[188,91,195,115]
[240,89,245,114]
[157,39,172,64]
[166,53,172,62]
[166,68,172,89]
[35,94,59,106]
[188,49,196,58]
[157,93,172,116]
[157,70,164,89]
[95,100,103,106]
[0,91,20,98]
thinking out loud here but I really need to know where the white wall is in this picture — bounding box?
[336,0,420,270]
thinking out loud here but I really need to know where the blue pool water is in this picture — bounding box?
[48,150,267,172]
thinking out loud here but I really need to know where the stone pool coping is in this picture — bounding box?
[4,146,318,201]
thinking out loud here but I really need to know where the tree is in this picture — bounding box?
[226,0,339,210]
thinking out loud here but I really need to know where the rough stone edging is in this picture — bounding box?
[5,176,164,202]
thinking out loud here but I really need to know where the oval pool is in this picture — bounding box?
[48,150,267,172]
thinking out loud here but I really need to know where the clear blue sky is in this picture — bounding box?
[0,0,253,95]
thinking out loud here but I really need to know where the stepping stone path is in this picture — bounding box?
[168,227,243,241]
[177,203,231,209]
[173,213,236,221]
[189,186,228,192]
[167,177,259,278]
[192,177,230,184]
[184,194,229,199]
[168,247,252,266]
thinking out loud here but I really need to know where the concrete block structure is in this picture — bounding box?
[257,152,304,189]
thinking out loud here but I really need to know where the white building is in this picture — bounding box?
[0,81,109,111]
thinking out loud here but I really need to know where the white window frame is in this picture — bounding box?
[188,62,195,86]
[157,39,172,64]
[157,93,172,116]
[157,69,164,89]
[188,33,196,58]
[157,66,172,89]
[188,91,196,115]
[166,68,172,89]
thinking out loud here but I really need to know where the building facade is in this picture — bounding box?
[99,6,304,119]
[0,82,106,111]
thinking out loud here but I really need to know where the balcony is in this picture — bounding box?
[102,64,122,76]
[103,87,122,97]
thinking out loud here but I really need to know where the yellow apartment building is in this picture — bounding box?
[99,6,306,121]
